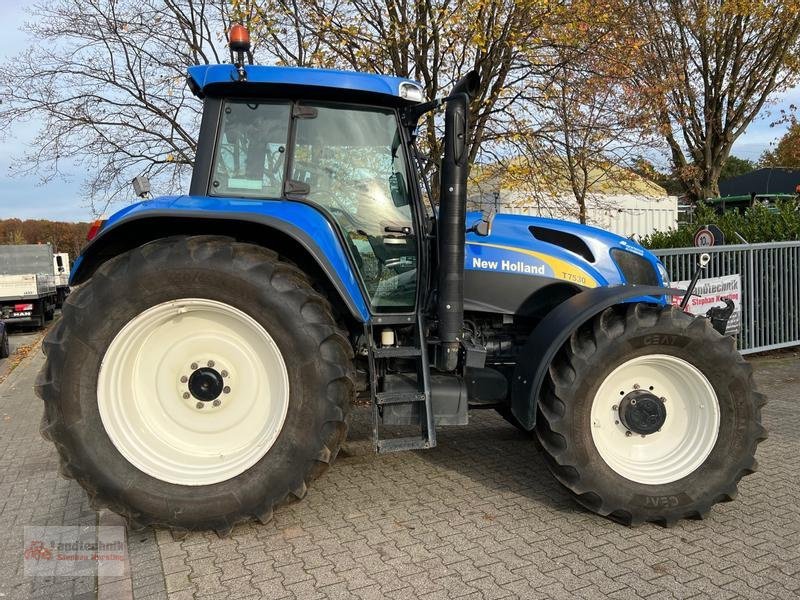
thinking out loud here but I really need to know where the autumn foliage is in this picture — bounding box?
[0,219,90,258]
[1,0,800,215]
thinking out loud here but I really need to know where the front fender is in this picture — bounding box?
[71,195,370,322]
[510,285,682,430]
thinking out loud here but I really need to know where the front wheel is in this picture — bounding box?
[536,304,767,525]
[36,236,355,532]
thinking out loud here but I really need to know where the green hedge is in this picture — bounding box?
[640,200,800,249]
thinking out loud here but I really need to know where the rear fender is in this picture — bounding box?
[71,199,370,322]
[510,285,682,430]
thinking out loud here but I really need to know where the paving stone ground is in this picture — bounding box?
[0,338,798,600]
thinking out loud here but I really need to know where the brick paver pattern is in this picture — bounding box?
[1,348,798,599]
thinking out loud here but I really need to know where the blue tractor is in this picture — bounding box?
[37,27,765,533]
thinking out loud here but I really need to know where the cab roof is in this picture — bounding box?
[186,64,424,105]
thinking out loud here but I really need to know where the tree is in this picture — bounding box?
[0,219,90,257]
[2,0,630,213]
[0,0,231,215]
[760,120,800,168]
[522,34,655,223]
[636,0,800,201]
[241,0,564,184]
[631,158,684,195]
[719,155,756,180]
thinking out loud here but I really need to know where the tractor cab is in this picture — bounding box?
[187,63,427,314]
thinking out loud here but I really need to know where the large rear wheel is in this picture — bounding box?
[37,236,354,532]
[536,303,766,525]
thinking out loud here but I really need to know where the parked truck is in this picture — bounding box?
[37,25,765,533]
[0,244,57,328]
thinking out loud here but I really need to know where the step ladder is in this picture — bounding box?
[368,315,436,453]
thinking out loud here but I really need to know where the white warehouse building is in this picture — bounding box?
[467,161,678,238]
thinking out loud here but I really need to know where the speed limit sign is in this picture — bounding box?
[694,225,724,247]
[694,228,715,247]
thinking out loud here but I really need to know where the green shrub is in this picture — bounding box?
[640,200,800,249]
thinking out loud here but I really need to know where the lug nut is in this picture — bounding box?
[614,420,620,425]
[190,362,198,370]
[221,370,228,378]
[223,386,231,394]
[612,405,618,411]
[180,375,188,383]
[207,360,215,367]
[625,431,632,437]
[212,399,221,407]
[196,402,204,409]
[660,396,667,403]
[633,383,640,390]
[182,392,190,399]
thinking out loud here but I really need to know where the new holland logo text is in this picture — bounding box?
[472,257,546,275]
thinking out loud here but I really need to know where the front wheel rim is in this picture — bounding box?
[590,354,720,485]
[97,298,290,486]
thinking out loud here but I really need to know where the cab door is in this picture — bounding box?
[289,103,419,313]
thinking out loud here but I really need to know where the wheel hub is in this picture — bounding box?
[618,390,666,435]
[188,367,224,401]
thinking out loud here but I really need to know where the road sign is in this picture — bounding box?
[694,224,724,247]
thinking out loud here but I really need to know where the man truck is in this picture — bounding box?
[0,244,57,328]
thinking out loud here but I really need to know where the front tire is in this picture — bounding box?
[36,236,354,532]
[536,303,767,525]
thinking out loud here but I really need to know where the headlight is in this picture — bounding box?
[399,82,424,103]
[656,262,670,287]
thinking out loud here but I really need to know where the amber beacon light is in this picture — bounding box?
[228,24,253,80]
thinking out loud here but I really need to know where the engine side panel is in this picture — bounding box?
[464,212,667,315]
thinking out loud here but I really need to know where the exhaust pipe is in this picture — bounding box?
[436,71,480,372]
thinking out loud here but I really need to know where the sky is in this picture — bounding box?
[0,4,797,223]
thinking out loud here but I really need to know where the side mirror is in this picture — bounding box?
[468,210,495,237]
[389,172,409,207]
[132,175,151,199]
[55,255,64,273]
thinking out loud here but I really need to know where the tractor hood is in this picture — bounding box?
[464,212,667,314]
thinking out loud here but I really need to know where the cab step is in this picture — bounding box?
[377,437,432,453]
[375,391,427,406]
[367,314,436,453]
[372,346,422,358]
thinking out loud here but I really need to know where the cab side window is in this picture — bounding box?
[211,102,291,197]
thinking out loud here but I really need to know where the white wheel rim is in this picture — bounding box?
[590,354,720,485]
[97,298,289,486]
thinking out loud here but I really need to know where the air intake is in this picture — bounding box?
[529,226,594,263]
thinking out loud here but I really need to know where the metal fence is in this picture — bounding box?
[654,241,800,354]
